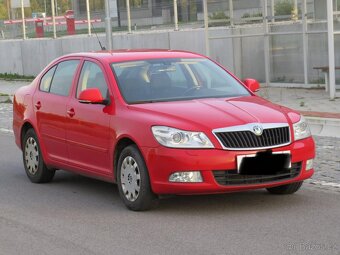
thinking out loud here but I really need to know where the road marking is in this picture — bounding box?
[309,180,340,188]
[0,128,13,134]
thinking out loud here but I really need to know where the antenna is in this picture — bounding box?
[91,22,106,50]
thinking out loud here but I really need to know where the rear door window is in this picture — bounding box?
[39,65,57,92]
[49,60,80,96]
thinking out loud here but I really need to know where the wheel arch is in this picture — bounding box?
[20,122,35,149]
[113,137,139,183]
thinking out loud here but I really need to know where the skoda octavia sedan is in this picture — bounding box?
[13,50,315,211]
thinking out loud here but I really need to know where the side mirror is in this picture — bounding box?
[78,88,108,105]
[243,79,260,93]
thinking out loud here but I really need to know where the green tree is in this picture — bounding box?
[31,0,43,12]
[275,0,293,16]
[0,0,9,19]
[59,0,71,13]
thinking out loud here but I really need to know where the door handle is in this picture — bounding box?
[34,101,41,110]
[67,108,75,117]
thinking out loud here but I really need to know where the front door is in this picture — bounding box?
[66,60,112,175]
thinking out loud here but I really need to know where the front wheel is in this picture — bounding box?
[266,181,303,195]
[22,128,55,183]
[117,145,158,211]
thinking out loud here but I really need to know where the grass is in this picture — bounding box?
[2,98,13,104]
[0,73,35,81]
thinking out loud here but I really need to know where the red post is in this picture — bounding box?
[35,19,44,38]
[65,10,75,35]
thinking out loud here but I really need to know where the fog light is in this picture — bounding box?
[169,171,203,183]
[306,159,314,170]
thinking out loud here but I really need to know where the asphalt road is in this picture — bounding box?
[0,132,339,255]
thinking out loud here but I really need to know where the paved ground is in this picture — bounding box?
[0,133,339,255]
[0,81,339,254]
[0,80,28,96]
[258,87,340,117]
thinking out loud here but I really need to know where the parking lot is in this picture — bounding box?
[0,130,340,255]
[0,100,339,254]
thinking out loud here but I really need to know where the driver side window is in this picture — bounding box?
[77,61,109,99]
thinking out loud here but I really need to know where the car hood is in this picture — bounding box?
[128,96,298,131]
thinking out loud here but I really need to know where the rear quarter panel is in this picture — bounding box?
[13,80,38,150]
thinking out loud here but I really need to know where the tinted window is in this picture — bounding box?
[77,61,108,99]
[111,58,250,104]
[49,60,79,96]
[40,66,56,92]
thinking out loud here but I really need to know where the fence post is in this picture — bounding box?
[229,0,234,27]
[271,0,275,23]
[327,0,336,100]
[20,0,26,39]
[126,0,132,33]
[302,0,308,86]
[51,0,57,38]
[174,0,179,31]
[105,0,112,50]
[203,0,210,56]
[263,0,270,86]
[86,0,92,36]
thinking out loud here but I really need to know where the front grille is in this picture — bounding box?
[214,126,290,149]
[213,162,302,186]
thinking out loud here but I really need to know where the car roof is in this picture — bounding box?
[61,49,204,63]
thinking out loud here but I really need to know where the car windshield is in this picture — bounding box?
[111,58,250,104]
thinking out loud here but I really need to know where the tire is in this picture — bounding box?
[117,145,158,211]
[22,128,55,183]
[266,181,303,195]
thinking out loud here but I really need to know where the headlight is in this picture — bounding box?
[151,126,214,148]
[293,116,311,141]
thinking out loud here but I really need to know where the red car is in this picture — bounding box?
[13,50,315,211]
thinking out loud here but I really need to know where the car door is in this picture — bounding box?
[66,59,112,175]
[33,59,81,163]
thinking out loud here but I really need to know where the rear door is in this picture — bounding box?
[66,59,112,175]
[33,59,81,163]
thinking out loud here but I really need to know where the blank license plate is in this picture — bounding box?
[236,151,291,175]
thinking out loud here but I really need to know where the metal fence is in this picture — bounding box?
[0,0,339,98]
[205,0,340,99]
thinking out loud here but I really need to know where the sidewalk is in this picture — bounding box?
[258,87,340,137]
[0,80,339,136]
[258,86,340,118]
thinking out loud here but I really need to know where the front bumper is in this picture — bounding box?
[141,137,315,195]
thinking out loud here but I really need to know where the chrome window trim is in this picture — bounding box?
[212,122,291,151]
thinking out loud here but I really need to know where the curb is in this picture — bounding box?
[306,116,340,138]
[300,111,340,119]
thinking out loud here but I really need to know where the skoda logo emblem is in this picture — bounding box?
[252,125,263,136]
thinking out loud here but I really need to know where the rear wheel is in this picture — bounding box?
[22,128,55,183]
[117,145,158,211]
[266,181,303,195]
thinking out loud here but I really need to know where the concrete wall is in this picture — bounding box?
[0,23,338,86]
[0,29,207,76]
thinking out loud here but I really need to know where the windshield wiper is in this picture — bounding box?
[129,100,159,104]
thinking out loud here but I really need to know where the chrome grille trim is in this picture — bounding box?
[213,123,291,150]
